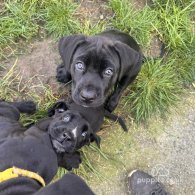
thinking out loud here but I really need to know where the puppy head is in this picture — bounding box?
[48,101,100,153]
[59,35,141,107]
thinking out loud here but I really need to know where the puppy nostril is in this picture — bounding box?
[62,133,66,138]
[63,133,71,141]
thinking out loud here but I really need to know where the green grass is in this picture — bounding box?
[108,0,194,121]
[123,59,182,122]
[42,0,80,37]
[0,0,80,59]
[0,60,22,100]
[78,20,107,35]
[171,47,195,84]
[0,1,40,47]
[152,0,195,50]
[108,0,159,46]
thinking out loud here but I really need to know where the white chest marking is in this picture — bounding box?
[72,127,78,138]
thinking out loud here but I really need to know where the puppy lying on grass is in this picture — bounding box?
[0,100,94,195]
[48,100,128,154]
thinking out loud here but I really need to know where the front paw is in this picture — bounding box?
[56,64,71,83]
[106,96,118,112]
[13,101,37,114]
[67,152,82,170]
[60,152,82,170]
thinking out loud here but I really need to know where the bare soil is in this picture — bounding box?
[78,0,112,23]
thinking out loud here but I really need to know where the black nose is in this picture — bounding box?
[80,89,97,103]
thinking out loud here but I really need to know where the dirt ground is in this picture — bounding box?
[1,0,195,194]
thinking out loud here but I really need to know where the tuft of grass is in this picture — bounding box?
[0,59,22,100]
[0,60,59,125]
[123,59,182,122]
[108,0,159,46]
[0,0,40,47]
[170,47,195,85]
[42,0,80,37]
[20,85,59,126]
[78,20,107,35]
[152,0,195,49]
[0,0,81,59]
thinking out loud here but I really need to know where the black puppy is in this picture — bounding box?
[57,29,143,112]
[48,99,128,154]
[48,101,101,153]
[0,101,94,195]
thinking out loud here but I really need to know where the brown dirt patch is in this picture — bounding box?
[1,39,69,96]
[131,0,152,9]
[147,35,162,58]
[77,0,113,24]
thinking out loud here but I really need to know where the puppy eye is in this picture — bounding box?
[57,108,65,113]
[104,68,113,76]
[75,62,85,72]
[81,125,88,137]
[82,131,87,137]
[63,115,70,122]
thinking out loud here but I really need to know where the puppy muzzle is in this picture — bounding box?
[50,131,77,153]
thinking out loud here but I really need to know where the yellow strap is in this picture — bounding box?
[0,166,45,187]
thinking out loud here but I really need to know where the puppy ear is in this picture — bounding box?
[59,35,86,68]
[114,41,143,81]
[90,133,101,148]
[48,101,68,117]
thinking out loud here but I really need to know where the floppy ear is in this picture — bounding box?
[59,35,86,69]
[90,133,101,148]
[114,41,143,82]
[48,101,68,117]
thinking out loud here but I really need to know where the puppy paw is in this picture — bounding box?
[60,152,82,170]
[106,98,118,113]
[56,64,71,83]
[13,101,37,114]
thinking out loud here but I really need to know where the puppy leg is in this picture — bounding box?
[106,75,137,112]
[0,101,36,121]
[106,91,122,113]
[56,63,71,83]
[34,173,94,195]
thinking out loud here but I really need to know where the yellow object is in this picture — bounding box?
[0,166,45,187]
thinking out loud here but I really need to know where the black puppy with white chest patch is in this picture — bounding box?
[48,101,101,154]
[0,101,95,195]
[57,29,143,112]
[48,99,128,154]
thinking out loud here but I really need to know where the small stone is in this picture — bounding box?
[100,15,104,20]
[169,179,175,186]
